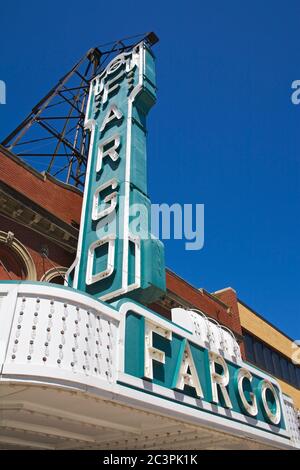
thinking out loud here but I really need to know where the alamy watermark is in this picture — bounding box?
[289,83,300,366]
[95,197,204,251]
[291,80,300,105]
[0,80,6,104]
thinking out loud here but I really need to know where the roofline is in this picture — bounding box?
[214,287,237,295]
[0,144,83,196]
[165,268,231,311]
[238,298,295,343]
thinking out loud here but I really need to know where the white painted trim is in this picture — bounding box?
[121,42,145,295]
[99,44,145,302]
[0,286,19,370]
[0,283,120,323]
[72,119,97,289]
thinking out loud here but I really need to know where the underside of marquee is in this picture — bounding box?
[0,383,278,450]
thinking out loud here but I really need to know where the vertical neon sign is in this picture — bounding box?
[69,41,166,303]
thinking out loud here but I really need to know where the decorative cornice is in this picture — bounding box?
[0,182,78,252]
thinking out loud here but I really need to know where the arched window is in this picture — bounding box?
[0,244,27,280]
[40,267,68,285]
[0,231,37,281]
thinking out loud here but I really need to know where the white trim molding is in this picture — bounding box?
[0,231,37,281]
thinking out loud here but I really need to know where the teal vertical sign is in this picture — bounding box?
[69,42,166,303]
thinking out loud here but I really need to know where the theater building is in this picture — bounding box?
[238,299,300,410]
[0,39,299,450]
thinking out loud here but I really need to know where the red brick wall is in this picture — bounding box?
[0,215,74,281]
[213,287,245,357]
[0,148,82,226]
[166,271,242,334]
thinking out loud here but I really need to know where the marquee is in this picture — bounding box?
[116,301,288,438]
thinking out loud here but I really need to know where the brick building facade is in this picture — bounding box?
[0,143,299,411]
[0,146,81,283]
[0,144,245,353]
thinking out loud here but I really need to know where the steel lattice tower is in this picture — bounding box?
[1,32,158,189]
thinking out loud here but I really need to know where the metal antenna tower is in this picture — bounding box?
[1,32,158,189]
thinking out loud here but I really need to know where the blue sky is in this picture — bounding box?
[0,0,299,338]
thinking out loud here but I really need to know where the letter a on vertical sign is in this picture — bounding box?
[68,41,166,303]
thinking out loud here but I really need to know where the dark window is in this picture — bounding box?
[244,333,255,362]
[271,350,281,377]
[264,346,274,375]
[288,363,297,387]
[254,339,265,369]
[243,330,299,390]
[0,245,27,280]
[280,357,290,382]
[296,367,300,388]
[50,275,64,285]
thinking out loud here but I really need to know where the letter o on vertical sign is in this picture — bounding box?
[234,368,258,417]
[86,235,116,285]
[258,380,281,425]
[107,57,125,75]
